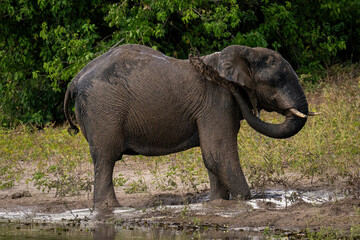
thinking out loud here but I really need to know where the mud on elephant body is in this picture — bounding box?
[64,44,310,208]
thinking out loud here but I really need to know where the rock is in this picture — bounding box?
[23,191,32,197]
[11,192,23,199]
[11,191,32,199]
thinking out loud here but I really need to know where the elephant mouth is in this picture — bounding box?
[257,97,318,119]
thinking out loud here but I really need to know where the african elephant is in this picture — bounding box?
[64,44,311,208]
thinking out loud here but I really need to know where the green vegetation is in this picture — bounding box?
[263,205,360,238]
[0,125,92,195]
[1,0,359,126]
[146,149,208,193]
[124,170,148,194]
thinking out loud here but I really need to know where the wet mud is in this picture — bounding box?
[1,188,359,239]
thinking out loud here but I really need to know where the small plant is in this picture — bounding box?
[192,217,203,226]
[349,207,360,238]
[150,163,178,191]
[176,151,208,193]
[305,227,342,239]
[0,165,18,189]
[180,204,190,218]
[263,227,272,237]
[351,225,360,239]
[113,173,128,187]
[31,167,93,197]
[124,178,148,194]
[124,171,148,194]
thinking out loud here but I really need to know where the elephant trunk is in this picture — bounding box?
[232,89,308,139]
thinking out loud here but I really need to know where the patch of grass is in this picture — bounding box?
[305,227,343,240]
[0,124,93,195]
[124,179,148,194]
[124,171,148,194]
[146,149,208,193]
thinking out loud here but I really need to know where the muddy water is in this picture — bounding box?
[249,189,344,209]
[0,208,265,239]
[0,222,264,239]
[0,189,344,239]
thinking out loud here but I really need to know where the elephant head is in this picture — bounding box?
[192,45,311,139]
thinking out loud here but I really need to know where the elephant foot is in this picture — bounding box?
[94,189,121,209]
[94,197,121,209]
[207,170,252,201]
[209,187,229,201]
[231,184,252,200]
[210,188,252,201]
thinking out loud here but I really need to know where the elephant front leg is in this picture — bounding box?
[197,117,251,201]
[208,170,229,200]
[201,148,251,201]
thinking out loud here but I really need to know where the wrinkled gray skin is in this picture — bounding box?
[64,44,308,209]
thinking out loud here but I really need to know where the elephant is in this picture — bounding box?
[64,44,313,209]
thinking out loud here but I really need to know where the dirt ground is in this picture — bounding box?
[0,159,359,238]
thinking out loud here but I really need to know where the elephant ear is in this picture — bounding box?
[219,46,258,115]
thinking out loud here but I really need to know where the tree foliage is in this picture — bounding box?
[1,0,359,126]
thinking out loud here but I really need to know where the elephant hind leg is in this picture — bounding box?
[86,125,125,209]
[91,150,123,208]
[90,144,122,209]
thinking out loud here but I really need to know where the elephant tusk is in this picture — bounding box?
[308,111,321,116]
[289,108,307,118]
[253,108,259,116]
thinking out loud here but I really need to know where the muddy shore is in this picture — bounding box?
[1,177,359,238]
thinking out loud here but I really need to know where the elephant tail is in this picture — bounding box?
[64,81,79,135]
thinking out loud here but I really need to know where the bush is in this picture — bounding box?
[0,0,110,126]
[1,0,359,126]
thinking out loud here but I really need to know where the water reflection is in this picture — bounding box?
[0,221,265,240]
[93,208,114,221]
[93,223,115,240]
[93,208,116,240]
[90,207,264,239]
